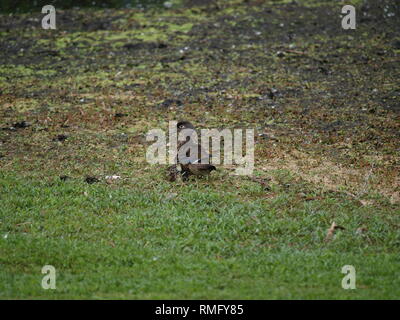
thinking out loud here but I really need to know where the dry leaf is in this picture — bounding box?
[165,193,178,201]
[360,199,374,206]
[105,175,121,184]
[390,192,400,204]
[248,176,271,191]
[325,222,345,242]
[356,227,368,235]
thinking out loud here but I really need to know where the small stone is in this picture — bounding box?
[276,51,285,58]
[53,134,68,142]
[392,40,400,49]
[164,1,173,8]
[105,175,121,180]
[14,121,30,128]
[85,176,100,184]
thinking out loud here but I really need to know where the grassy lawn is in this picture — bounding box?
[0,0,399,299]
[1,171,399,299]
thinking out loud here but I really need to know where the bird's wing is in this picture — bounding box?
[189,163,216,172]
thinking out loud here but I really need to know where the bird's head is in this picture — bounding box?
[177,121,195,132]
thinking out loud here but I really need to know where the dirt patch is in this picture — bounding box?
[0,0,398,201]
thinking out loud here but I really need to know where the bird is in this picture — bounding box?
[172,121,216,180]
[176,120,209,164]
[166,163,180,182]
[177,120,195,132]
[185,163,216,176]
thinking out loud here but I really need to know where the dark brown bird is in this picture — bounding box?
[176,121,210,164]
[177,120,195,131]
[177,121,198,157]
[166,164,180,182]
[175,121,216,180]
[185,163,216,176]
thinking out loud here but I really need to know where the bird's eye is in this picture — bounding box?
[178,125,184,129]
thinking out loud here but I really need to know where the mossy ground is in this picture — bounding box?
[0,0,399,299]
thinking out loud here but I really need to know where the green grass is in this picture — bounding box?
[1,172,399,299]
